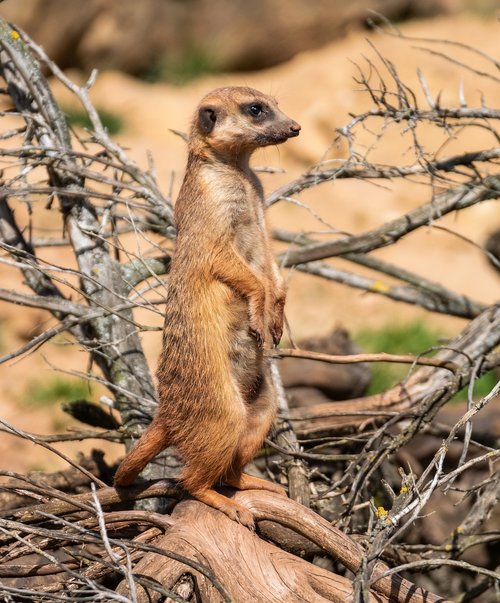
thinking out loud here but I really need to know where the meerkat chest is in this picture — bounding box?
[232,183,268,267]
[199,164,268,267]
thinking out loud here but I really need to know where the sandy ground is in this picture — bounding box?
[0,13,499,474]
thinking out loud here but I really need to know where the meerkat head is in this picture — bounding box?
[189,86,300,160]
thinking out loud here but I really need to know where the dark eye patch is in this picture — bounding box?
[242,102,271,121]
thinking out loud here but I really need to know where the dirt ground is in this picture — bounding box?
[0,13,499,474]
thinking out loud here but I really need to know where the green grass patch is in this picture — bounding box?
[453,372,498,402]
[138,49,218,85]
[355,320,498,402]
[23,377,90,408]
[64,107,124,135]
[356,321,441,395]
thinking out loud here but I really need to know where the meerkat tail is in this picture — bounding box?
[114,421,168,486]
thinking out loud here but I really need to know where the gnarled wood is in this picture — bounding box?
[117,498,386,603]
[116,490,448,603]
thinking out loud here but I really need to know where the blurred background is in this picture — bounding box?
[0,0,499,472]
[1,0,498,76]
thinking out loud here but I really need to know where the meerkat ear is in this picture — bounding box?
[198,106,217,134]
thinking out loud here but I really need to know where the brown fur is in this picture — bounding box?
[114,87,300,528]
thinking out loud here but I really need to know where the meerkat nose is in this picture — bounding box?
[289,122,301,135]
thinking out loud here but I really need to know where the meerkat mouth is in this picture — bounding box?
[256,131,298,146]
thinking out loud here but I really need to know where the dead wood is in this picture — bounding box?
[0,450,106,511]
[278,327,371,403]
[0,482,448,602]
[117,499,374,603]
[290,303,500,436]
[116,491,448,603]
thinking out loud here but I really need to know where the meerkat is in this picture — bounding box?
[114,86,300,528]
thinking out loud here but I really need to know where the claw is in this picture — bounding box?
[237,510,256,531]
[270,324,283,346]
[250,327,264,347]
[224,503,255,530]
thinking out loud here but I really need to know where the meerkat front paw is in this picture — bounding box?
[269,294,285,346]
[269,304,285,345]
[249,324,265,347]
[248,315,265,347]
[269,318,283,346]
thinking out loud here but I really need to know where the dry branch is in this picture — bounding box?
[277,177,500,267]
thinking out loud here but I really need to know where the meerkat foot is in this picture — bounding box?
[225,473,287,497]
[191,487,255,530]
[224,502,256,530]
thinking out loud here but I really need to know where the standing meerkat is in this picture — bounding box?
[114,86,300,528]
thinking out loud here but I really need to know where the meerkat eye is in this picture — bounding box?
[248,103,264,117]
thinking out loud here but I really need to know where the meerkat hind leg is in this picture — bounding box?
[191,486,256,529]
[223,377,287,498]
[224,471,286,496]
